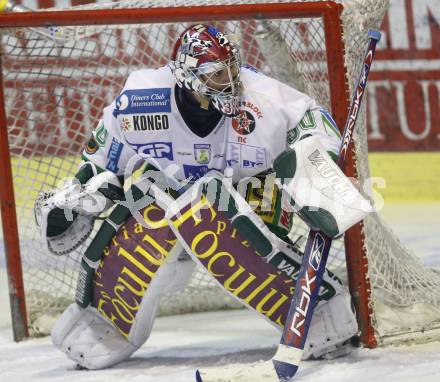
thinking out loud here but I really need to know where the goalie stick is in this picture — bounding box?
[270,29,381,381]
[196,29,381,382]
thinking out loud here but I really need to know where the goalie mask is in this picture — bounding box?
[169,24,242,116]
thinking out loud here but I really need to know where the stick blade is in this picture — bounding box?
[272,359,299,381]
[195,369,203,382]
[196,361,279,382]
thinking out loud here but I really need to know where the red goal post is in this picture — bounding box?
[0,1,377,347]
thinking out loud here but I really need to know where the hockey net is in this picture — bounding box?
[1,0,440,347]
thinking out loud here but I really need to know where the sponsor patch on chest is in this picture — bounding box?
[122,114,170,132]
[113,88,171,117]
[226,142,267,169]
[127,140,173,160]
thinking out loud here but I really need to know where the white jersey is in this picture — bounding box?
[83,66,341,184]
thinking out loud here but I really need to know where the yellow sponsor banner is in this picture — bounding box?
[369,152,440,204]
[93,203,178,339]
[170,193,295,327]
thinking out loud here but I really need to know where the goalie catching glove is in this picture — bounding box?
[34,162,124,255]
[273,136,373,238]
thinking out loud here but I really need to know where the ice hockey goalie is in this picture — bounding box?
[34,24,371,370]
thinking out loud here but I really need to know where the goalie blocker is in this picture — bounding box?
[273,135,373,238]
[51,135,366,370]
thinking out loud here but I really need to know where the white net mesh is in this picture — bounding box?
[334,0,440,344]
[2,0,440,345]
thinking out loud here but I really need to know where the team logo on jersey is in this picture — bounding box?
[194,144,211,164]
[85,136,99,155]
[106,138,123,172]
[232,110,256,135]
[128,140,173,161]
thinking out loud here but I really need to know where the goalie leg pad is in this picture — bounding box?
[52,303,139,370]
[165,173,358,360]
[52,250,196,369]
[303,290,359,360]
[127,252,196,348]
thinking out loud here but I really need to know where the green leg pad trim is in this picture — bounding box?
[77,184,155,308]
[109,203,132,225]
[98,182,125,201]
[84,221,117,262]
[225,196,239,219]
[130,184,146,203]
[75,260,95,308]
[298,207,339,238]
[232,215,273,256]
[272,149,297,180]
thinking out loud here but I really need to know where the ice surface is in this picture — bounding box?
[1,309,440,382]
[0,203,439,381]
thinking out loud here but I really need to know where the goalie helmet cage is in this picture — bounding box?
[1,0,440,348]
